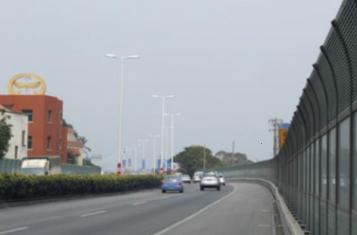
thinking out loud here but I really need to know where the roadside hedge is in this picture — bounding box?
[0,174,162,201]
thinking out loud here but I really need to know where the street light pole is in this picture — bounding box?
[165,113,181,172]
[149,134,160,174]
[152,95,175,173]
[134,144,139,173]
[105,53,140,175]
[138,139,149,172]
[203,145,206,171]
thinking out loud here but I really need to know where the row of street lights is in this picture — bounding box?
[105,53,181,174]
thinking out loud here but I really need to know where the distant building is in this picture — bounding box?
[0,95,67,162]
[64,125,86,166]
[0,105,28,159]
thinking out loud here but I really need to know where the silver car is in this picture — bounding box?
[218,173,226,186]
[200,172,221,191]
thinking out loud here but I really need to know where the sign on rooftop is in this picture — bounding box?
[8,73,47,95]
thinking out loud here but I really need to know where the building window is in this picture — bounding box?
[21,130,26,147]
[59,111,63,124]
[48,110,52,122]
[28,136,33,149]
[47,136,52,150]
[14,146,18,159]
[22,109,33,122]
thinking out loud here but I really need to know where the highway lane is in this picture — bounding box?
[0,183,231,235]
[155,182,275,235]
[0,182,274,235]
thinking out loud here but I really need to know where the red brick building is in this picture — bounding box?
[0,95,68,162]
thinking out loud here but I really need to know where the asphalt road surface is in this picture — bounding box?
[0,182,275,235]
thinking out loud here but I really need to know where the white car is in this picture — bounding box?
[181,174,192,184]
[200,172,221,191]
[193,171,203,183]
[218,174,226,186]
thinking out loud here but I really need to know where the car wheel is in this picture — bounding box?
[180,189,184,193]
[162,190,166,193]
[217,186,221,191]
[200,186,204,191]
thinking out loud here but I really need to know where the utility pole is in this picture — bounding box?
[269,118,283,157]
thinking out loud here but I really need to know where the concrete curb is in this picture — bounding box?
[229,178,304,235]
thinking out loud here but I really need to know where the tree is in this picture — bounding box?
[215,151,253,166]
[174,145,222,177]
[0,115,12,159]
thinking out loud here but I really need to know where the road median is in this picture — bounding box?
[0,174,161,203]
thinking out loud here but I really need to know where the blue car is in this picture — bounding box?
[161,175,184,193]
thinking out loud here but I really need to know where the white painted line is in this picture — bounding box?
[0,227,29,235]
[152,185,237,235]
[132,201,148,206]
[258,224,272,228]
[133,195,176,206]
[80,210,107,218]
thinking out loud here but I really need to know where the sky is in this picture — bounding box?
[0,0,343,171]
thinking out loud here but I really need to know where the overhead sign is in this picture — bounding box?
[8,73,47,95]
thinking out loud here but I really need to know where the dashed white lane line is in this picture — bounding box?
[0,227,29,235]
[132,195,177,206]
[152,185,237,235]
[132,201,148,206]
[80,210,107,218]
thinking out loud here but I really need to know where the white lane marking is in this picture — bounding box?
[152,185,237,235]
[132,201,148,206]
[258,224,271,228]
[80,210,107,218]
[132,195,177,206]
[0,227,29,235]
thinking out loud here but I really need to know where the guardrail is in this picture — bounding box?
[229,178,304,235]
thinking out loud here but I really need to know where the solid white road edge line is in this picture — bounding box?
[151,185,237,235]
[80,210,107,218]
[0,227,29,235]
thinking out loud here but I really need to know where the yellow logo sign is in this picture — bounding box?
[8,73,47,95]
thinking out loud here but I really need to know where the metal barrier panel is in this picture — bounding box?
[223,1,357,234]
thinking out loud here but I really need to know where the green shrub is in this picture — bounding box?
[0,174,162,201]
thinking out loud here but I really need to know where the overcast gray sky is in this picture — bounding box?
[0,0,343,171]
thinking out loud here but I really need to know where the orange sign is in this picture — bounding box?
[279,128,289,149]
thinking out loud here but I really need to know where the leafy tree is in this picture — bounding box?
[0,114,12,159]
[174,145,222,177]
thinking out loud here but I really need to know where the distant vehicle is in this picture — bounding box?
[21,158,61,176]
[181,174,191,184]
[193,171,203,183]
[218,173,226,186]
[161,175,184,193]
[200,171,221,191]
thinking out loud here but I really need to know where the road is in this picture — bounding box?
[0,182,275,235]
